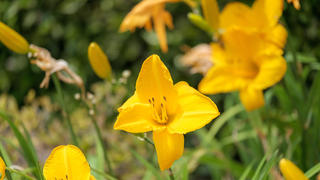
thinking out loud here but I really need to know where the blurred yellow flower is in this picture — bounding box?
[199,29,286,111]
[219,0,287,48]
[43,145,95,180]
[114,54,220,170]
[0,21,29,54]
[279,158,309,180]
[0,157,5,180]
[287,0,301,10]
[120,0,180,53]
[88,42,112,79]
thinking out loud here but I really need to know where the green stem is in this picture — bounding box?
[143,136,154,146]
[91,168,117,180]
[52,74,79,146]
[169,168,175,180]
[87,105,113,174]
[5,167,36,180]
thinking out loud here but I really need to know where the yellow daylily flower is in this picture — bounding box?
[287,0,301,10]
[43,145,95,180]
[0,21,29,54]
[88,42,112,79]
[279,158,309,180]
[0,157,5,180]
[198,29,286,111]
[219,0,287,49]
[114,54,220,170]
[120,0,180,53]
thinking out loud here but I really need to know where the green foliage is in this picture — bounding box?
[0,0,320,179]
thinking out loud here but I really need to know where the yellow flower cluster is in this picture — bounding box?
[198,0,287,111]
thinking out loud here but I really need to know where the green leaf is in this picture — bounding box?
[0,111,43,180]
[131,149,162,180]
[305,162,320,178]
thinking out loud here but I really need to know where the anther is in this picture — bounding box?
[163,96,167,101]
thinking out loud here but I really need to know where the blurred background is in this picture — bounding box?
[1,0,320,179]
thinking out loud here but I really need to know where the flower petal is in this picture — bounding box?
[114,103,164,133]
[239,88,264,111]
[219,2,253,30]
[279,159,308,180]
[168,81,219,134]
[0,157,5,180]
[201,0,220,31]
[198,65,252,94]
[136,54,178,115]
[153,7,168,53]
[43,145,91,180]
[267,24,287,49]
[253,0,283,28]
[251,56,287,90]
[117,92,140,112]
[153,129,184,170]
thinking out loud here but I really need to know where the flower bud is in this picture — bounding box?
[0,21,29,54]
[279,158,309,180]
[88,42,112,79]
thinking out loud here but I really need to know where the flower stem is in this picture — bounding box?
[87,104,113,174]
[6,167,36,180]
[169,168,175,180]
[52,74,79,146]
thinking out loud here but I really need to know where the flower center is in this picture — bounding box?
[148,96,168,124]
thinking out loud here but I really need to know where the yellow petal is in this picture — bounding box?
[0,21,29,54]
[117,92,140,112]
[251,56,287,90]
[198,65,252,94]
[153,129,184,170]
[168,81,220,134]
[43,145,92,180]
[136,54,178,115]
[219,2,253,31]
[267,24,288,49]
[88,42,112,79]
[114,103,164,133]
[221,29,282,60]
[119,0,179,33]
[279,159,309,180]
[239,88,264,111]
[252,0,283,28]
[90,175,96,180]
[0,157,5,180]
[201,0,220,31]
[153,8,168,53]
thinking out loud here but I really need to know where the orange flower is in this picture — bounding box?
[287,0,301,10]
[120,0,180,53]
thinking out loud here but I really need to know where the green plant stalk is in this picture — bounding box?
[52,74,79,146]
[5,167,36,180]
[87,105,113,174]
[247,110,268,154]
[91,168,117,180]
[169,168,175,180]
[0,111,43,180]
